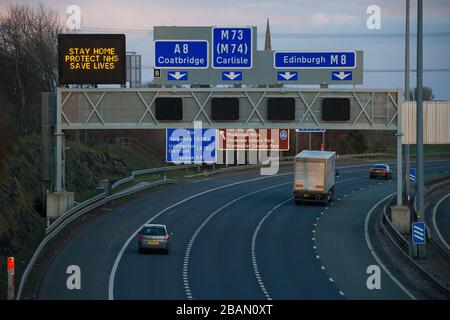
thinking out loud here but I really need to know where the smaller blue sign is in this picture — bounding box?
[332,71,353,81]
[222,71,242,81]
[296,128,326,133]
[409,167,416,183]
[277,71,298,81]
[166,128,216,164]
[280,130,288,141]
[412,222,426,245]
[155,40,209,69]
[274,51,356,69]
[167,71,188,81]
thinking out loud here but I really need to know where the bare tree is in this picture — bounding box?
[0,4,63,133]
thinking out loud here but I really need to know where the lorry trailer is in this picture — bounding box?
[293,150,337,205]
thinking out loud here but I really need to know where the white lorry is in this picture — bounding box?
[293,150,337,205]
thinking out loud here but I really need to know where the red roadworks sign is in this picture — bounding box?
[7,257,14,300]
[7,257,14,270]
[218,129,289,151]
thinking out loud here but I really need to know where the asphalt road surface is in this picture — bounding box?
[38,160,450,300]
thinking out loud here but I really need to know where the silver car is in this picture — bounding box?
[138,224,171,254]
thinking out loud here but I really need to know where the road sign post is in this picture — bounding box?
[416,0,425,224]
[7,257,14,300]
[404,0,411,206]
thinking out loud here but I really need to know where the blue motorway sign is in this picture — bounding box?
[409,167,416,183]
[274,51,356,69]
[212,27,252,69]
[166,128,216,164]
[412,222,426,245]
[222,71,243,81]
[154,40,208,69]
[277,71,298,81]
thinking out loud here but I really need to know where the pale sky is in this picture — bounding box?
[1,0,450,98]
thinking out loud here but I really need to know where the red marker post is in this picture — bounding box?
[7,257,14,300]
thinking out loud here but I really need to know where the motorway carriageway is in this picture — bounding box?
[38,160,450,300]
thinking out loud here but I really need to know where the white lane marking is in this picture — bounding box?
[107,172,291,300]
[183,182,291,300]
[328,277,334,282]
[432,193,450,252]
[364,193,417,300]
[339,291,345,296]
[251,197,292,300]
[321,266,326,270]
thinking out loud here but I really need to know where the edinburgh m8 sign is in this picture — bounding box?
[58,34,126,85]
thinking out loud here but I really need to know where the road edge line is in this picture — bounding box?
[364,193,417,300]
[432,193,450,252]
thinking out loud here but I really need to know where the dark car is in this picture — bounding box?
[369,164,392,180]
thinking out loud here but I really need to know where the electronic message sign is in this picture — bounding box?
[58,34,126,85]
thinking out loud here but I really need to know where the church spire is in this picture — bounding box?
[264,18,271,51]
